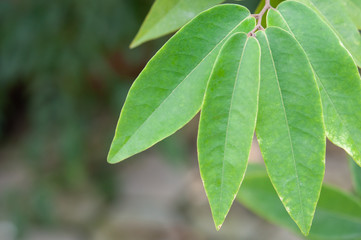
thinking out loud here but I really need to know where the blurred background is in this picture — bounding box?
[0,0,354,239]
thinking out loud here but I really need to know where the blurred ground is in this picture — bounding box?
[0,115,353,240]
[0,0,355,239]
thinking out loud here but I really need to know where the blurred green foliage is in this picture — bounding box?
[0,0,160,139]
[0,0,158,237]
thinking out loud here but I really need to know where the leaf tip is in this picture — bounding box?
[130,31,149,49]
[107,146,132,164]
[292,214,312,237]
[299,224,311,237]
[107,148,122,164]
[216,223,223,231]
[212,210,227,232]
[107,155,119,165]
[129,39,139,49]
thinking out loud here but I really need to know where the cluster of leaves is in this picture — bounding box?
[108,0,361,236]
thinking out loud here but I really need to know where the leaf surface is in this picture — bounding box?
[256,27,325,235]
[238,165,361,240]
[130,0,224,48]
[198,33,260,230]
[268,1,361,167]
[342,0,361,29]
[108,5,255,164]
[295,0,361,67]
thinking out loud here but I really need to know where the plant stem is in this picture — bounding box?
[248,0,274,37]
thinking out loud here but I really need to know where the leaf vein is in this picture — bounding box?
[219,37,249,218]
[277,10,361,160]
[263,32,306,228]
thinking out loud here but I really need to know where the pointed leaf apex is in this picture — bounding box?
[216,223,223,231]
[107,157,117,165]
[129,40,138,49]
[129,34,149,49]
[298,223,311,237]
[212,207,227,231]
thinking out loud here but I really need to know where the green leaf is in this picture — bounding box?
[198,33,260,230]
[268,1,361,167]
[130,0,224,48]
[255,27,325,235]
[237,166,361,240]
[295,0,361,67]
[342,0,361,29]
[108,5,255,164]
[349,156,361,197]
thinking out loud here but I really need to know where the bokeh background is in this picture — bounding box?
[0,0,354,239]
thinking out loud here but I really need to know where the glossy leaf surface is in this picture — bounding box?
[268,1,361,167]
[108,5,255,164]
[238,166,361,240]
[198,33,260,230]
[295,0,361,67]
[130,0,224,48]
[342,0,361,29]
[256,27,325,235]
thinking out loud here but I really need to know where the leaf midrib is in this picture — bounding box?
[276,9,361,160]
[218,37,249,220]
[306,0,360,65]
[263,31,306,228]
[114,16,251,160]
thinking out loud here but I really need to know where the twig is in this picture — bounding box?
[248,0,275,37]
